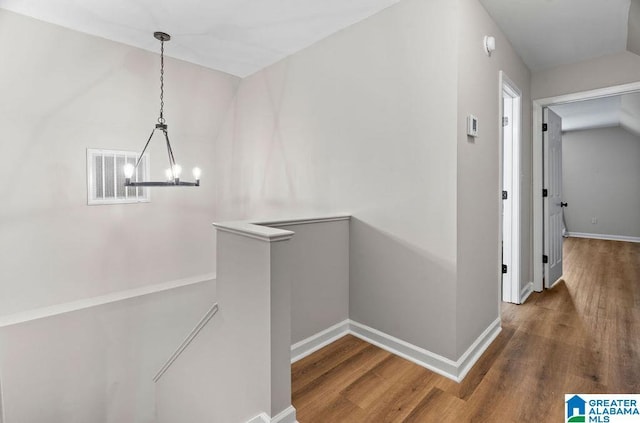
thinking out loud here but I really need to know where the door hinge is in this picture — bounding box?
[502,264,508,274]
[543,255,549,264]
[542,188,548,197]
[502,190,508,200]
[502,117,509,127]
[542,123,548,132]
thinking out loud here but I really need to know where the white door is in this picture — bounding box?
[543,108,563,288]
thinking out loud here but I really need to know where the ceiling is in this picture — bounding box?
[2,0,639,82]
[480,0,632,72]
[549,92,640,136]
[2,0,638,77]
[480,0,640,136]
[0,0,401,77]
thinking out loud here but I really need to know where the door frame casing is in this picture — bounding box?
[532,81,640,292]
[500,71,522,304]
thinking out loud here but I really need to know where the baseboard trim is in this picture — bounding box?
[0,273,215,328]
[292,319,502,383]
[349,320,460,380]
[247,406,297,423]
[291,320,350,363]
[271,406,297,423]
[455,318,502,381]
[520,282,534,304]
[567,232,640,243]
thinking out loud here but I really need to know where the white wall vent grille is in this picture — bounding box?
[87,149,150,205]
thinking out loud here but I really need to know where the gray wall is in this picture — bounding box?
[0,6,535,418]
[456,0,531,355]
[563,126,640,238]
[218,0,460,359]
[217,0,532,361]
[0,9,237,316]
[270,220,349,345]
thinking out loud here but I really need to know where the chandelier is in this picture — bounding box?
[124,32,200,187]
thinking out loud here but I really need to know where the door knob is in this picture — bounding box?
[560,202,568,208]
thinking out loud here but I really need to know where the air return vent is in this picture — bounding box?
[87,149,150,205]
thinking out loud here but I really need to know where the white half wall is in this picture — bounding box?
[263,217,350,345]
[562,126,640,238]
[155,223,296,423]
[0,280,215,423]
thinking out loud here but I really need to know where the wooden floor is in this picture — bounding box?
[291,238,640,422]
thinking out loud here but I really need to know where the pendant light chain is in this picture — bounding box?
[159,39,165,124]
[123,31,201,188]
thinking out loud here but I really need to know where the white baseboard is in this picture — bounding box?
[567,232,640,243]
[349,320,459,380]
[520,282,534,304]
[271,406,297,423]
[291,318,501,383]
[247,406,297,423]
[455,318,502,381]
[291,320,350,363]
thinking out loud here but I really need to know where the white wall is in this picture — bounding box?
[532,51,640,100]
[0,9,237,316]
[563,126,640,239]
[0,281,215,423]
[456,0,531,354]
[216,0,460,359]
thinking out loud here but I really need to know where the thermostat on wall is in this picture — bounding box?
[467,114,479,137]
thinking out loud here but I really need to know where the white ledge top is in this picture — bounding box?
[213,215,351,241]
[256,214,351,228]
[213,222,295,242]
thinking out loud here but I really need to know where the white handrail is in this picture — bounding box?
[154,303,219,382]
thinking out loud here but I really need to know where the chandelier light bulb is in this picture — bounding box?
[192,167,201,180]
[123,163,135,179]
[123,163,136,179]
[165,168,174,181]
[172,164,182,178]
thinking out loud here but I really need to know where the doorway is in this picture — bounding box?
[532,81,640,291]
[500,72,523,304]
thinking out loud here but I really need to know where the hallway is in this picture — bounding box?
[291,238,640,422]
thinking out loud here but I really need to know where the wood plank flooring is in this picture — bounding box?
[291,238,640,422]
